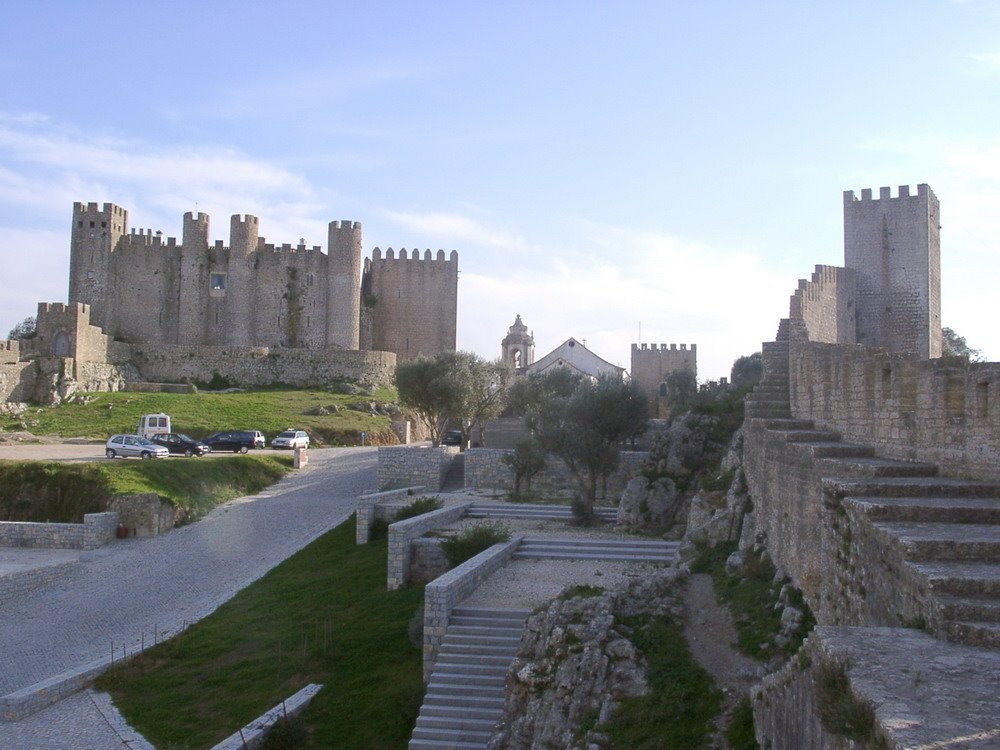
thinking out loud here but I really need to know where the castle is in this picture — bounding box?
[68,202,457,358]
[0,203,459,403]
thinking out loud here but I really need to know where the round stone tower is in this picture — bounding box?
[326,220,362,349]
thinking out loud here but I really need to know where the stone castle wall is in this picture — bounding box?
[790,341,1000,482]
[788,265,856,345]
[630,343,696,413]
[131,344,395,388]
[0,362,34,402]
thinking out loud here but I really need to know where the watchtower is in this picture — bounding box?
[68,202,127,331]
[843,184,941,358]
[327,220,363,349]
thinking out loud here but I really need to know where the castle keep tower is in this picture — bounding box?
[68,202,127,331]
[631,343,697,417]
[327,220,362,349]
[501,315,535,371]
[844,184,941,358]
[228,214,258,346]
[179,211,211,345]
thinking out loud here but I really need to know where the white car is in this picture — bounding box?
[106,434,170,460]
[271,430,310,449]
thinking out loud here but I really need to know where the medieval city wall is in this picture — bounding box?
[788,265,856,345]
[790,341,1000,482]
[131,345,395,388]
[0,362,34,403]
[363,249,458,361]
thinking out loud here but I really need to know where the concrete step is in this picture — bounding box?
[409,739,487,750]
[512,549,673,563]
[452,607,530,620]
[410,726,492,745]
[520,537,674,550]
[910,560,1000,597]
[449,615,527,628]
[468,504,616,521]
[434,652,513,666]
[945,621,1000,650]
[846,496,1000,525]
[416,714,498,732]
[823,477,1000,501]
[425,682,505,698]
[419,704,502,721]
[441,633,521,647]
[433,660,511,676]
[421,692,506,710]
[876,522,1000,562]
[447,624,525,638]
[438,642,519,657]
[819,457,939,479]
[429,671,507,687]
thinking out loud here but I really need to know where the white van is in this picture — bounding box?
[138,413,171,439]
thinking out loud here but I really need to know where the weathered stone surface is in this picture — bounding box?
[489,570,683,750]
[616,475,679,529]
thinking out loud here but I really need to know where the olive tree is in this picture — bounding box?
[7,316,36,340]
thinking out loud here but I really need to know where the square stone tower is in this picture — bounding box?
[843,184,941,358]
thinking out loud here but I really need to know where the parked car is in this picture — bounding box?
[202,430,261,454]
[248,430,266,449]
[137,413,171,439]
[441,429,464,446]
[150,433,210,457]
[106,434,170,460]
[271,430,310,450]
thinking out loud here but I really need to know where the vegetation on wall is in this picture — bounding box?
[440,521,512,567]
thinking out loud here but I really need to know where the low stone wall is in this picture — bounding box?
[210,683,323,750]
[387,502,471,590]
[790,340,1000,482]
[0,513,118,550]
[109,494,178,538]
[131,344,395,389]
[0,561,76,605]
[422,535,524,679]
[410,538,449,584]
[355,486,425,544]
[464,448,647,499]
[377,445,457,491]
[125,382,196,394]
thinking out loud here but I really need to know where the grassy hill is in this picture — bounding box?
[0,387,401,446]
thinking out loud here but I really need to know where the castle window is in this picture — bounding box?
[210,274,226,291]
[89,221,95,228]
[307,274,314,287]
[78,220,83,228]
[101,221,107,228]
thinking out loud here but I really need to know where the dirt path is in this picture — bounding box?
[683,573,764,747]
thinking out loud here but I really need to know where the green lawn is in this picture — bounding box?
[1,387,399,446]
[97,517,425,749]
[0,455,291,523]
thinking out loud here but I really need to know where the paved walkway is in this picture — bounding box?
[0,447,376,749]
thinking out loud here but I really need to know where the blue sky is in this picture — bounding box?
[2,1,999,379]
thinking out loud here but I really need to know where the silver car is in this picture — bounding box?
[271,430,310,449]
[105,434,170,460]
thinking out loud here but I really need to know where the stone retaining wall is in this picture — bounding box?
[109,494,178,538]
[355,486,425,544]
[377,445,457,491]
[0,561,76,605]
[422,535,524,680]
[464,448,647,499]
[0,512,118,550]
[410,538,449,584]
[210,683,323,750]
[387,502,471,590]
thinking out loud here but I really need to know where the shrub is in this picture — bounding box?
[369,517,389,541]
[393,496,443,521]
[725,695,759,749]
[440,522,512,568]
[813,658,885,747]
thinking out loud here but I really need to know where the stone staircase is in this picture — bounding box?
[442,454,465,492]
[512,536,677,563]
[467,502,618,523]
[409,607,529,749]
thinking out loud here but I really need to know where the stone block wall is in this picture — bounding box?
[0,560,76,605]
[386,502,471,590]
[376,445,457,491]
[0,340,19,364]
[355,486,426,544]
[790,341,1000,482]
[132,344,395,388]
[422,535,523,679]
[788,265,856,345]
[410,538,449,584]
[464,448,647,500]
[108,494,178,538]
[0,362,34,402]
[0,512,118,550]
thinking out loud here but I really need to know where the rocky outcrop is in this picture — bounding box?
[488,570,683,750]
[616,475,680,529]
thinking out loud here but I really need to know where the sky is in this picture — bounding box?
[2,1,999,380]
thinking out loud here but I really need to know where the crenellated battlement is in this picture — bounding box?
[844,183,930,204]
[183,211,210,223]
[371,247,458,263]
[631,342,696,353]
[36,302,90,316]
[330,220,362,231]
[74,202,126,218]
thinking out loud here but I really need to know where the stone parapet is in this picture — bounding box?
[376,445,457,491]
[0,512,118,551]
[386,502,471,590]
[422,535,523,680]
[355,486,426,544]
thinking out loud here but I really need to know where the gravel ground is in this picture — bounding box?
[461,557,666,610]
[0,447,376,749]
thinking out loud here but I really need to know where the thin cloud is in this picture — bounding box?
[382,210,529,251]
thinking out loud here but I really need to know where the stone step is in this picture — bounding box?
[409,739,487,750]
[438,642,519,657]
[944,621,1000,650]
[421,692,506,710]
[415,714,498,733]
[910,560,1000,598]
[441,633,521,647]
[763,418,814,430]
[452,607,531,620]
[433,653,513,667]
[429,671,507,687]
[876,522,1000,562]
[449,615,527,628]
[433,660,511,677]
[779,429,841,443]
[520,536,674,549]
[447,624,525,638]
[424,682,505,699]
[746,408,792,419]
[824,477,1000,501]
[846,496,1000,525]
[410,726,493,745]
[819,457,939,479]
[513,549,673,563]
[937,595,1000,623]
[419,704,501,721]
[806,442,876,459]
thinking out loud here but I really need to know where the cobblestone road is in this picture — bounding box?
[0,447,376,748]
